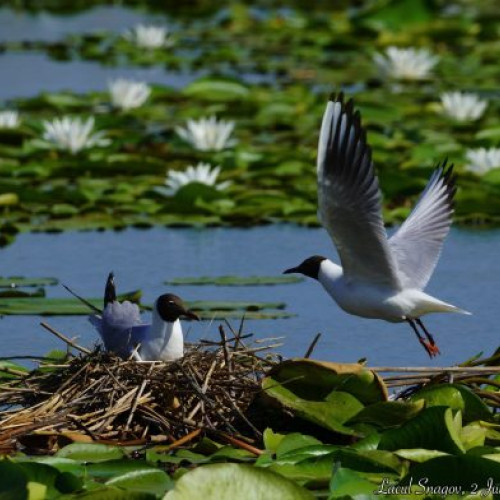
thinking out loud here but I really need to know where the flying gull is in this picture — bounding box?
[284,94,470,357]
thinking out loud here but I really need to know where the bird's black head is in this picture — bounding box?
[283,256,327,280]
[155,293,200,322]
[104,272,117,307]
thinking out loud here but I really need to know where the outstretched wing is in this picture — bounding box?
[317,94,401,287]
[389,161,456,290]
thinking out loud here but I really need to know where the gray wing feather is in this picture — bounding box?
[317,94,401,287]
[389,162,456,290]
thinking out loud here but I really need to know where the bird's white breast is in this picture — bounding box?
[140,311,184,362]
[318,260,408,322]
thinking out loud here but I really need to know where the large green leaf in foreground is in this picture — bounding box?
[164,463,313,500]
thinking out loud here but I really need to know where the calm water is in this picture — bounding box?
[0,225,498,367]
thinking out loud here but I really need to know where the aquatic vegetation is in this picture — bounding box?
[373,46,438,81]
[40,116,110,154]
[0,110,20,129]
[124,23,173,49]
[108,78,151,110]
[465,147,500,174]
[440,92,487,122]
[163,162,231,196]
[0,1,499,241]
[175,115,236,151]
[2,343,500,497]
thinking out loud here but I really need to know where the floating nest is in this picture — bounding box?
[0,326,281,455]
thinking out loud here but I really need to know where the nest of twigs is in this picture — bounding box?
[0,326,281,454]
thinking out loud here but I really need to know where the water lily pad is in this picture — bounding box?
[0,277,58,288]
[379,406,465,455]
[166,275,304,286]
[267,359,388,405]
[56,443,125,463]
[164,463,313,500]
[183,78,250,102]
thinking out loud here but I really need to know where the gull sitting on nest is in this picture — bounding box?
[69,273,199,361]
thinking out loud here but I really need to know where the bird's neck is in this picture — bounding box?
[151,309,184,360]
[318,259,343,284]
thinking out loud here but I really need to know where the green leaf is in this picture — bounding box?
[187,300,286,312]
[379,406,465,455]
[0,290,141,315]
[409,384,491,423]
[276,433,323,458]
[262,377,362,436]
[67,487,156,499]
[0,361,29,379]
[461,423,487,450]
[166,275,304,286]
[56,443,125,463]
[106,470,173,496]
[33,457,84,476]
[164,463,313,499]
[0,461,28,500]
[263,429,286,453]
[267,359,388,405]
[394,449,449,463]
[348,400,425,429]
[400,455,500,490]
[0,277,58,288]
[183,78,250,102]
[86,460,158,479]
[329,467,379,500]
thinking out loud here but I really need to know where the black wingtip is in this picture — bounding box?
[104,272,117,307]
[435,158,457,209]
[328,92,344,104]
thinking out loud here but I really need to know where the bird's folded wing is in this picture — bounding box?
[389,162,456,290]
[129,324,150,344]
[317,94,400,287]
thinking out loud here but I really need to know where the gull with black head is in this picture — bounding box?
[88,273,199,361]
[284,94,470,358]
[140,292,199,362]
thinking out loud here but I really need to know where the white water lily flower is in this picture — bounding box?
[465,148,500,174]
[42,116,110,154]
[108,78,151,110]
[164,162,231,196]
[175,116,236,151]
[374,47,439,81]
[440,91,487,122]
[0,110,20,129]
[125,24,172,49]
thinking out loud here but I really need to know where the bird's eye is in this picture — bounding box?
[168,300,175,304]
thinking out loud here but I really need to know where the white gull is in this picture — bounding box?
[284,94,470,358]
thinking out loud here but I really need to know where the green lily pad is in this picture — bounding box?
[261,377,363,437]
[267,359,388,405]
[166,275,304,286]
[0,277,58,288]
[165,463,313,500]
[400,454,500,491]
[379,406,465,455]
[105,470,173,496]
[409,384,492,423]
[56,443,125,463]
[183,78,250,102]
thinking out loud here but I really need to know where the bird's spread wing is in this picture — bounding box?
[317,94,401,287]
[389,161,456,290]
